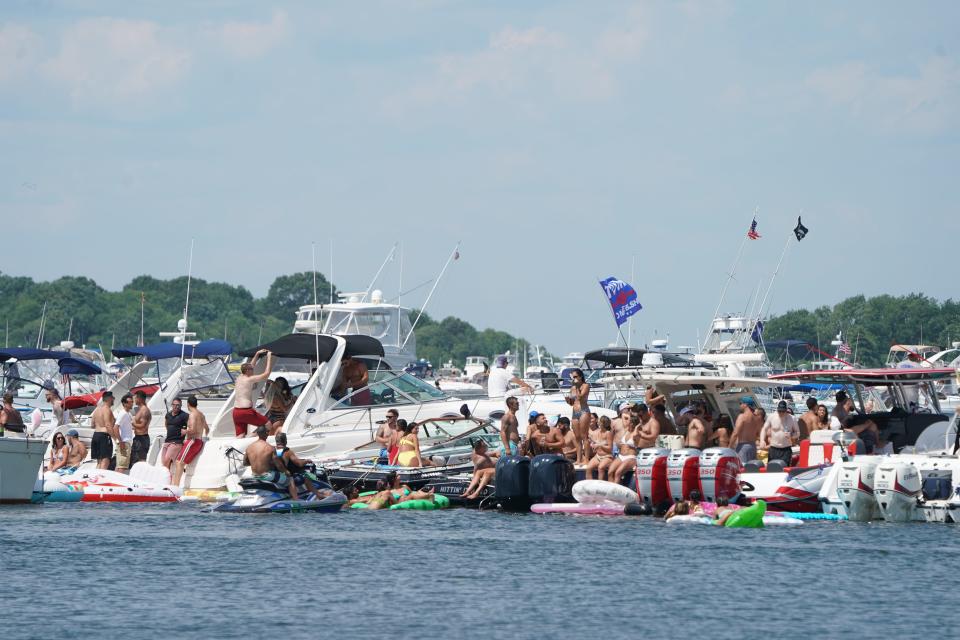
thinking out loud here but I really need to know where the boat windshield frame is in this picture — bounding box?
[330,368,448,409]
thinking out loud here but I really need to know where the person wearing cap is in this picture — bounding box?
[522,411,562,456]
[90,392,118,469]
[730,397,763,462]
[64,429,87,471]
[684,402,712,450]
[487,356,532,399]
[759,400,800,466]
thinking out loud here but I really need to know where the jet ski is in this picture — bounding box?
[213,472,347,514]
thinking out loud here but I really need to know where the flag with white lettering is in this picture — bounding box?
[599,277,642,327]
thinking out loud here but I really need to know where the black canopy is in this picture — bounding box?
[583,347,700,368]
[239,334,384,361]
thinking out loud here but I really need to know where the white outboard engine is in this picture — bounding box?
[666,448,701,502]
[636,448,670,510]
[698,447,740,502]
[836,457,880,521]
[874,461,922,522]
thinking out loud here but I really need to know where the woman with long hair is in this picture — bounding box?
[48,432,69,472]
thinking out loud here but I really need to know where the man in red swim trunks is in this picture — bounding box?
[232,349,273,437]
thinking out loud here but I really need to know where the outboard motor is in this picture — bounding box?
[529,454,575,504]
[666,448,701,502]
[836,457,880,521]
[494,456,531,510]
[636,447,670,510]
[874,461,921,522]
[698,447,740,502]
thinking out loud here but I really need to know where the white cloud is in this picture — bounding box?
[0,23,41,84]
[806,56,960,133]
[217,10,289,59]
[43,18,190,106]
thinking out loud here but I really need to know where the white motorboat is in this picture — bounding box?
[0,435,47,503]
[186,333,615,491]
[463,356,489,381]
[293,290,416,370]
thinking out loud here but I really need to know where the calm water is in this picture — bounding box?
[2,503,959,639]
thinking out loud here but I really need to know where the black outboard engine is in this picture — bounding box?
[528,454,575,505]
[494,456,531,511]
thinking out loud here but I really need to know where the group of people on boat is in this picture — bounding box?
[372,410,433,467]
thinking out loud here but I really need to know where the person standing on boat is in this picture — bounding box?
[499,396,520,456]
[759,400,799,466]
[336,355,370,406]
[130,390,152,467]
[565,368,591,465]
[90,392,117,469]
[487,356,532,399]
[232,349,273,437]
[684,403,712,450]
[375,410,400,463]
[831,391,850,426]
[160,398,188,473]
[634,404,659,448]
[730,397,762,462]
[43,383,67,425]
[114,394,135,474]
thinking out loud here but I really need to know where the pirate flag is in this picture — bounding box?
[794,216,809,241]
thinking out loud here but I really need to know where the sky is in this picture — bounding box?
[1,1,958,356]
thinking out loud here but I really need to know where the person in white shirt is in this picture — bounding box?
[487,355,532,399]
[115,393,135,473]
[759,401,799,467]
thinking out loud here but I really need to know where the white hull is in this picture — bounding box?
[0,436,47,503]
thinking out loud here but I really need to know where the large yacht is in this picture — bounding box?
[292,290,415,370]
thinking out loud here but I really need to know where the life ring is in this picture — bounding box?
[572,480,639,506]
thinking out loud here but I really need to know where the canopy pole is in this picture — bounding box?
[179,239,195,369]
[402,241,460,350]
[312,243,321,368]
[397,243,403,349]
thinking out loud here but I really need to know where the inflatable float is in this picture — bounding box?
[531,502,627,515]
[42,463,182,503]
[571,480,639,506]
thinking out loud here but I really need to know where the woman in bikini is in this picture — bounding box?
[265,377,295,435]
[608,413,639,484]
[48,432,69,472]
[462,439,497,499]
[565,368,591,465]
[396,421,428,467]
[585,415,615,480]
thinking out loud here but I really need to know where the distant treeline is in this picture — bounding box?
[764,294,960,367]
[0,271,527,366]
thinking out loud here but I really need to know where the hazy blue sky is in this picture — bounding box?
[2,1,957,355]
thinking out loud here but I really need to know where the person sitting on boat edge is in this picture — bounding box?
[585,415,614,480]
[233,349,274,437]
[462,439,498,500]
[843,414,879,454]
[63,429,86,472]
[273,432,331,501]
[48,432,70,472]
[557,416,578,462]
[521,411,562,457]
[243,425,290,491]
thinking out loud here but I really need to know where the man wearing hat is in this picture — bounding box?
[730,396,763,463]
[64,429,87,471]
[487,356,533,399]
[759,400,800,466]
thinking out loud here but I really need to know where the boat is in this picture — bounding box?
[463,356,489,381]
[0,435,47,503]
[293,290,416,370]
[41,462,182,503]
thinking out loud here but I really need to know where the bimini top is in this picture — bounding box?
[239,334,384,361]
[771,368,958,386]
[584,347,705,369]
[0,348,103,375]
[112,339,233,361]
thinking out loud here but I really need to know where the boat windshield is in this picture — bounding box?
[332,369,447,408]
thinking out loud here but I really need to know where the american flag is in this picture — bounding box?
[838,342,852,355]
[747,218,761,240]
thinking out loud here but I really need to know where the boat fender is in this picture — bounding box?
[624,502,653,516]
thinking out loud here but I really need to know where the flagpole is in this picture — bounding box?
[704,208,755,351]
[628,256,635,366]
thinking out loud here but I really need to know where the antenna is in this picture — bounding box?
[329,239,334,304]
[397,242,404,348]
[139,291,145,347]
[311,243,321,365]
[36,301,47,348]
[178,239,195,365]
[361,243,398,303]
[402,242,460,350]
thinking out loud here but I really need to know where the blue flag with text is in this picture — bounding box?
[599,277,642,327]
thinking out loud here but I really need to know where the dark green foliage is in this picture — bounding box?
[765,293,960,366]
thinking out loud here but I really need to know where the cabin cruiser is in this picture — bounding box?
[767,367,960,522]
[696,315,772,378]
[293,290,416,370]
[185,333,615,492]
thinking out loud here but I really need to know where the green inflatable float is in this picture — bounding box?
[724,500,766,528]
[350,493,450,510]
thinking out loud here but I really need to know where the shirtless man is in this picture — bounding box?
[565,368,591,464]
[374,410,399,462]
[462,439,498,499]
[173,395,209,487]
[730,397,763,462]
[499,396,520,457]
[232,349,273,437]
[831,391,850,425]
[760,401,799,466]
[90,391,117,469]
[523,412,563,456]
[652,404,677,436]
[336,355,370,405]
[634,403,660,448]
[243,425,286,482]
[685,403,712,450]
[130,390,152,466]
[64,429,87,470]
[557,417,578,461]
[797,397,817,441]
